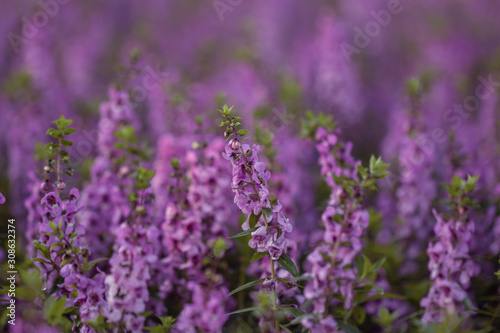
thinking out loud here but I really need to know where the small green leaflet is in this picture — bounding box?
[277,254,299,277]
[250,251,268,262]
[338,321,362,333]
[278,305,305,318]
[228,278,265,296]
[228,306,261,315]
[229,227,259,239]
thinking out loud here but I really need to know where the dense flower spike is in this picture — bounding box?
[31,116,106,332]
[220,105,297,331]
[104,171,158,332]
[79,88,141,258]
[301,113,389,331]
[421,175,479,324]
[378,83,438,276]
[160,137,233,332]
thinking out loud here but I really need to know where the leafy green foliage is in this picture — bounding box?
[300,111,336,139]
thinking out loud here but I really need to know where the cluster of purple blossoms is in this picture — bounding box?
[420,209,478,323]
[173,282,229,333]
[303,127,370,331]
[79,87,141,258]
[35,187,83,284]
[223,140,292,262]
[105,187,159,332]
[35,182,107,332]
[379,102,437,275]
[394,131,436,274]
[160,138,233,331]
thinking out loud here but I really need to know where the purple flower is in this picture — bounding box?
[304,126,372,317]
[421,209,478,323]
[248,226,270,252]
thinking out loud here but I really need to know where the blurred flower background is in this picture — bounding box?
[1,0,500,332]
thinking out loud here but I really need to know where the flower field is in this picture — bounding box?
[1,1,500,332]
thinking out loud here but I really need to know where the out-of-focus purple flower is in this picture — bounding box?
[159,137,234,331]
[421,209,478,323]
[304,127,370,321]
[174,283,229,333]
[79,88,140,258]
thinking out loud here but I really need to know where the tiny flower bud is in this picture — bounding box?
[229,139,241,150]
[44,166,51,173]
[57,181,66,191]
[119,165,130,177]
[261,277,275,292]
[136,205,146,214]
[40,180,51,191]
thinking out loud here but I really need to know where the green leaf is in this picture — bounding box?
[406,78,421,96]
[62,306,79,314]
[360,255,371,280]
[15,287,37,301]
[52,115,74,130]
[229,227,259,239]
[44,296,67,325]
[228,278,266,296]
[49,242,63,251]
[46,128,63,138]
[338,321,362,333]
[212,237,229,258]
[48,220,58,231]
[32,258,51,265]
[369,155,389,179]
[33,241,51,259]
[228,306,261,315]
[62,128,76,135]
[61,139,73,147]
[357,165,368,179]
[277,254,299,277]
[262,208,273,218]
[250,251,268,262]
[370,257,386,274]
[114,125,137,143]
[238,129,251,136]
[352,306,366,325]
[278,306,305,318]
[83,258,108,272]
[248,212,262,229]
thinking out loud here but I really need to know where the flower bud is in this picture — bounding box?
[136,205,146,214]
[40,180,51,191]
[57,181,66,191]
[229,139,241,150]
[261,277,275,292]
[119,165,130,177]
[44,166,51,173]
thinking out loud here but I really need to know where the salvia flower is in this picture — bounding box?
[421,175,479,324]
[160,136,233,331]
[33,116,107,332]
[79,88,140,258]
[301,113,389,330]
[220,105,298,330]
